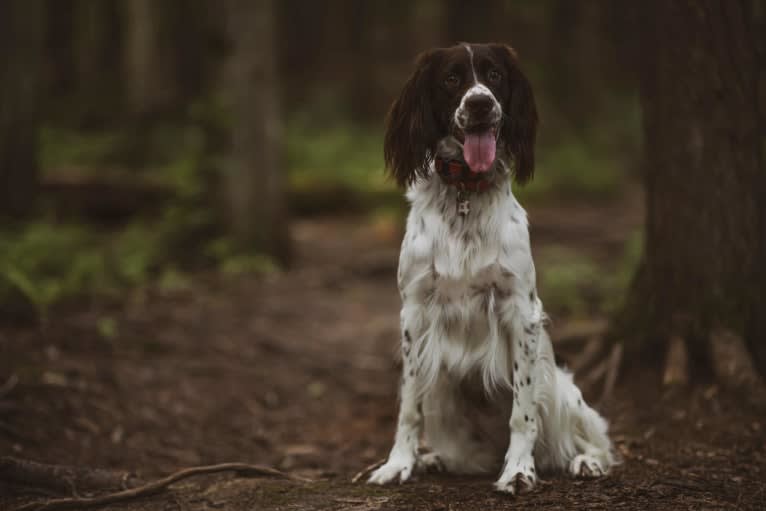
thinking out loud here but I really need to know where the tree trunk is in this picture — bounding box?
[72,0,122,125]
[622,0,766,378]
[0,0,44,218]
[222,0,290,263]
[122,0,178,117]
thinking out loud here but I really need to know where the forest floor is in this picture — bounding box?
[1,192,765,510]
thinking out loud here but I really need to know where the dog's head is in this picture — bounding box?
[384,43,538,187]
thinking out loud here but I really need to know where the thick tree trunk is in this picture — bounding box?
[0,0,44,217]
[623,0,765,377]
[222,0,290,263]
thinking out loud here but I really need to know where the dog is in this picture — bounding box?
[367,43,615,494]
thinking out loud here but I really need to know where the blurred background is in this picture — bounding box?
[3,3,766,509]
[0,0,644,323]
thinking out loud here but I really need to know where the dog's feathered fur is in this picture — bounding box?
[368,43,615,494]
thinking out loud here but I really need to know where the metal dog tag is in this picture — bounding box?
[457,190,470,216]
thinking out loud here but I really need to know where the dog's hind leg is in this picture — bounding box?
[533,331,616,478]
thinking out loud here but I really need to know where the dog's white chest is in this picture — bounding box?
[425,264,510,372]
[398,182,537,389]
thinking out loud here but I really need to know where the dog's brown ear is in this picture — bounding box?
[491,44,538,185]
[384,50,442,187]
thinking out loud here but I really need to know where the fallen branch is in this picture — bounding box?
[351,458,386,484]
[0,457,140,494]
[12,462,311,511]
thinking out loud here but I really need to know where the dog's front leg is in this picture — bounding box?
[495,294,542,494]
[368,317,423,484]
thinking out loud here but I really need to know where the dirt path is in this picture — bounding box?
[2,196,765,510]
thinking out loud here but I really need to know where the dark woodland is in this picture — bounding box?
[1,1,765,510]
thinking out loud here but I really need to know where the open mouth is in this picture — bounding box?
[460,124,498,173]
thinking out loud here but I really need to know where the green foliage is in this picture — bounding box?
[0,215,280,320]
[16,91,640,319]
[284,95,640,207]
[96,316,118,340]
[538,231,643,317]
[285,116,391,193]
[39,127,124,171]
[3,113,275,319]
[538,247,602,316]
[518,95,641,202]
[0,223,110,319]
[518,140,621,201]
[204,238,279,276]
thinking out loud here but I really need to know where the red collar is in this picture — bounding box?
[434,157,494,192]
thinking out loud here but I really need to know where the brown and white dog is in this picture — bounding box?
[368,43,615,494]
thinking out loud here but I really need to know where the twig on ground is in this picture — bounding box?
[351,458,386,483]
[11,462,311,511]
[600,342,623,402]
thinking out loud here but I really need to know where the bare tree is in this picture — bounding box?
[619,0,766,385]
[0,0,44,217]
[222,0,290,262]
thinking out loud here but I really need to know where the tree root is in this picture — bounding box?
[569,337,605,375]
[553,319,608,347]
[4,459,311,511]
[662,335,689,386]
[709,328,765,396]
[601,342,623,402]
[575,340,623,403]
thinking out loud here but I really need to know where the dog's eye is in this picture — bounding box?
[488,69,501,83]
[444,74,460,88]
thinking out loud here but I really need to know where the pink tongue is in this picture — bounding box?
[463,131,496,172]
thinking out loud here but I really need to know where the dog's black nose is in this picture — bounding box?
[465,95,494,116]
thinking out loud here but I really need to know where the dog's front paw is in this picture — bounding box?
[494,456,537,495]
[368,453,416,485]
[570,454,606,479]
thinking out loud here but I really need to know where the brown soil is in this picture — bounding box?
[1,195,765,510]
